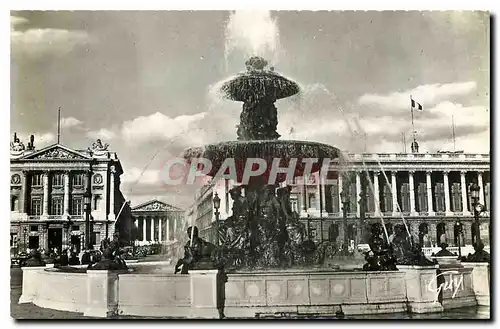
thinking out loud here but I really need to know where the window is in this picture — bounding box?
[52,173,64,186]
[72,173,84,186]
[417,182,428,212]
[382,184,392,212]
[485,183,491,211]
[28,236,40,250]
[51,197,63,215]
[10,233,18,247]
[94,195,101,211]
[331,182,339,213]
[434,183,445,212]
[290,195,299,213]
[451,183,462,212]
[11,196,19,211]
[72,225,80,231]
[30,198,42,216]
[30,225,38,232]
[31,173,42,186]
[400,183,410,212]
[71,197,83,216]
[308,194,316,209]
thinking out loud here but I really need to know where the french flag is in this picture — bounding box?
[411,98,423,111]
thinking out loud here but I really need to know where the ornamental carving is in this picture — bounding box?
[93,174,103,185]
[136,201,175,212]
[33,148,81,160]
[10,133,25,153]
[11,174,21,185]
[88,139,109,153]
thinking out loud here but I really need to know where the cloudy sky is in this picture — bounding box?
[10,11,490,209]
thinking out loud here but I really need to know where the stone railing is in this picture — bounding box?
[344,153,490,162]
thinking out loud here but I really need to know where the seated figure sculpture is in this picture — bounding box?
[88,233,128,270]
[175,226,216,274]
[363,223,397,271]
[466,241,490,263]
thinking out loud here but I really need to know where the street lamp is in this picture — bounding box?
[213,192,221,246]
[84,189,92,249]
[470,183,483,246]
[23,227,28,252]
[340,190,349,254]
[454,221,462,260]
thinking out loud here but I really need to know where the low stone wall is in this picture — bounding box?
[17,260,490,319]
[224,269,407,317]
[117,274,191,317]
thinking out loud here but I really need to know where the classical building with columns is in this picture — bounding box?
[190,151,491,251]
[10,134,134,254]
[131,199,185,250]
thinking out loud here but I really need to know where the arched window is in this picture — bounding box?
[436,222,447,245]
[419,223,429,247]
[328,223,339,242]
[11,196,19,212]
[453,223,464,247]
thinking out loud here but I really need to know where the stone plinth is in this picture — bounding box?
[84,270,128,318]
[462,262,490,307]
[18,266,45,304]
[398,265,443,313]
[189,269,224,319]
[435,263,476,310]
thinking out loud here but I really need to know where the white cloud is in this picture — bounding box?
[121,168,162,185]
[121,112,207,143]
[13,132,56,149]
[11,16,92,57]
[86,128,117,140]
[358,81,477,110]
[60,117,83,129]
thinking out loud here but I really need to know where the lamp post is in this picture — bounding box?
[454,221,462,260]
[65,218,74,251]
[340,190,349,254]
[213,192,221,247]
[23,227,28,252]
[84,189,92,249]
[469,183,483,246]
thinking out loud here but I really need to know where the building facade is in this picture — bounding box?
[189,151,491,251]
[131,199,185,250]
[10,134,134,255]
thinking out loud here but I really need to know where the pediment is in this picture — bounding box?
[132,200,182,212]
[21,144,92,161]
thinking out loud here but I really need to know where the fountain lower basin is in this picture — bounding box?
[18,261,487,318]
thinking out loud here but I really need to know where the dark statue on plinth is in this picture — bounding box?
[24,249,45,267]
[88,233,128,271]
[175,226,216,274]
[466,241,490,263]
[363,223,397,271]
[391,224,434,266]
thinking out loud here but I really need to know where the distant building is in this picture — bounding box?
[189,151,491,251]
[10,134,134,255]
[130,199,185,253]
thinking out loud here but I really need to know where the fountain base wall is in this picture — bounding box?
[18,261,490,318]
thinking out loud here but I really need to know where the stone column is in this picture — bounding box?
[166,218,170,242]
[142,217,147,243]
[150,217,155,242]
[63,171,70,219]
[426,171,434,215]
[409,170,417,215]
[477,171,485,205]
[338,174,344,213]
[315,172,321,213]
[356,171,361,217]
[391,171,398,216]
[108,166,116,221]
[301,176,308,216]
[158,217,162,242]
[20,170,28,213]
[42,171,49,217]
[443,171,452,215]
[320,173,327,216]
[373,171,380,216]
[460,170,469,215]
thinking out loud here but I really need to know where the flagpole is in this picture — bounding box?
[57,107,61,144]
[452,114,456,152]
[410,95,416,145]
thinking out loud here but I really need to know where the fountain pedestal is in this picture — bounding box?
[18,266,46,304]
[189,269,225,319]
[462,262,490,307]
[84,270,128,318]
[397,265,443,313]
